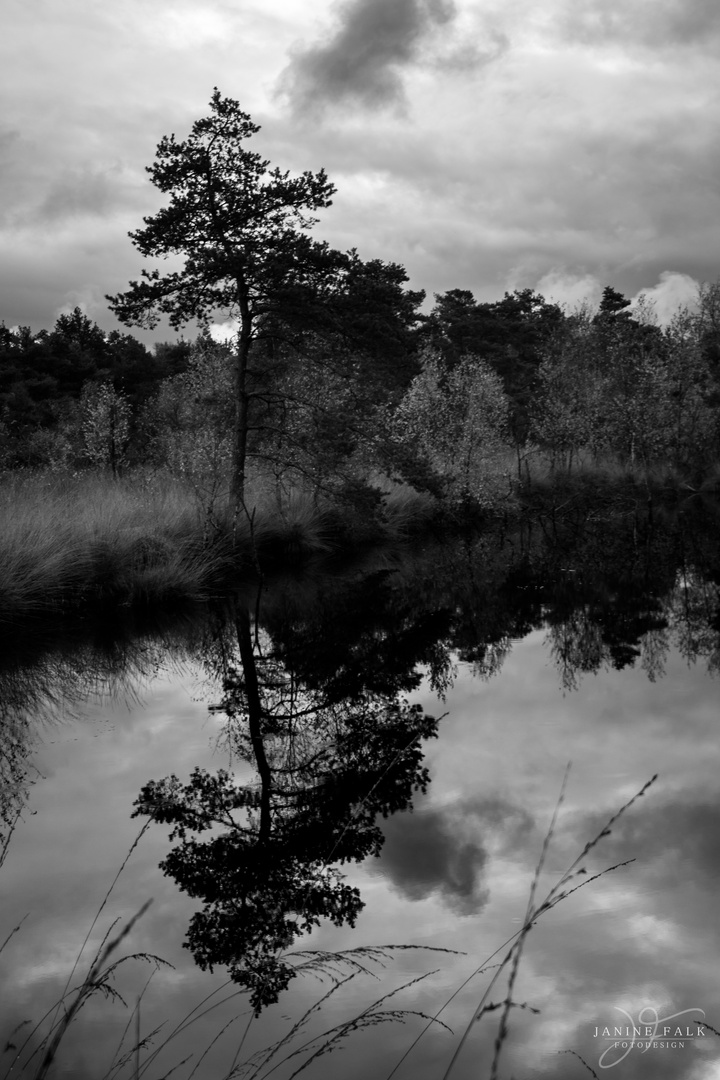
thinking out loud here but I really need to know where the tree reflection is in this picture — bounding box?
[134,603,437,1013]
[3,490,719,993]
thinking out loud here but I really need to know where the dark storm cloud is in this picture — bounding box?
[375,795,535,913]
[562,0,720,49]
[279,0,457,112]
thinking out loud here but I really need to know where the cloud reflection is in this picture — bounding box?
[375,794,535,913]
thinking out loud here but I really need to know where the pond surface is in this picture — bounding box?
[1,497,719,1080]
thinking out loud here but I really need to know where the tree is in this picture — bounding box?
[145,335,234,516]
[424,288,564,444]
[107,90,338,516]
[80,381,131,475]
[527,289,719,471]
[51,306,108,359]
[107,93,428,517]
[393,352,511,508]
[595,285,633,317]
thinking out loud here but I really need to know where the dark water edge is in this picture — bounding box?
[1,491,719,1079]
[2,481,718,671]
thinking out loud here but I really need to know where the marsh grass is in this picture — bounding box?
[517,448,717,498]
[0,470,444,626]
[0,471,217,617]
[374,480,439,539]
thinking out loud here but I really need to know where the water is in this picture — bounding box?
[1,499,719,1080]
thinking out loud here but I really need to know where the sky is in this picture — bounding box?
[3,0,719,341]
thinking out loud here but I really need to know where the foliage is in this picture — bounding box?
[2,269,719,519]
[80,381,131,474]
[248,344,386,504]
[530,311,609,465]
[144,335,234,515]
[393,352,512,507]
[0,309,187,467]
[424,287,564,442]
[530,288,720,473]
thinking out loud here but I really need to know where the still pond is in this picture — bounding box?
[1,497,719,1080]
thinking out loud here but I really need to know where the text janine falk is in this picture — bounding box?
[594,1024,706,1039]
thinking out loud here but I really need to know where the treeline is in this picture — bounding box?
[2,279,719,507]
[0,309,191,469]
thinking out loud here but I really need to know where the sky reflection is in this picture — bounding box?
[0,620,719,1078]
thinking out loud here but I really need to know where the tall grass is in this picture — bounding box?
[0,471,218,618]
[3,450,565,632]
[0,470,444,625]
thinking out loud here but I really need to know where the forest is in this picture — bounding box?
[1,91,719,621]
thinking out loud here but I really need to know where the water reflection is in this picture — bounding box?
[1,496,719,1076]
[128,497,720,1020]
[133,602,437,1012]
[0,613,211,866]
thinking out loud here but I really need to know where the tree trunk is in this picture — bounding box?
[230,279,252,522]
[235,606,272,844]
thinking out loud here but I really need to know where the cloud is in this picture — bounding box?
[530,269,699,325]
[560,0,720,50]
[557,789,720,947]
[0,120,146,232]
[0,126,20,155]
[209,318,240,343]
[2,0,719,338]
[609,794,720,888]
[631,271,701,324]
[278,0,457,113]
[269,27,720,308]
[534,269,604,311]
[37,164,131,223]
[374,794,534,914]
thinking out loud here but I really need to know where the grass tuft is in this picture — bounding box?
[0,470,448,626]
